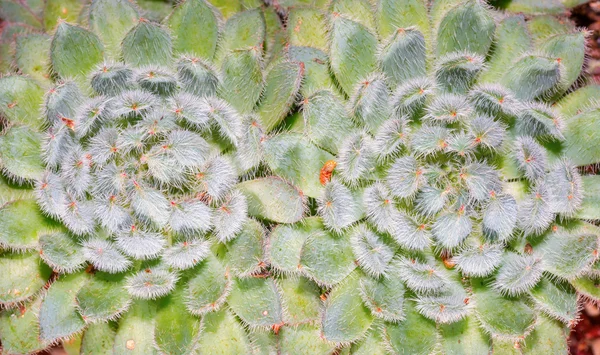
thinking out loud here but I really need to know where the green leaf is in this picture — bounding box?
[472,278,535,340]
[529,276,578,325]
[0,298,49,354]
[228,277,284,328]
[383,300,438,355]
[521,315,569,354]
[263,133,334,198]
[80,322,116,355]
[15,34,51,85]
[257,60,304,132]
[538,223,599,280]
[0,175,34,206]
[217,8,265,56]
[439,317,490,354]
[89,0,139,59]
[50,22,104,81]
[122,20,172,67]
[287,46,334,98]
[350,327,387,355]
[539,32,586,94]
[299,226,356,287]
[184,254,231,315]
[113,300,158,355]
[0,199,56,251]
[218,49,263,114]
[43,0,84,31]
[196,309,253,354]
[279,276,321,324]
[287,8,328,51]
[155,291,202,355]
[479,15,532,83]
[237,177,305,223]
[303,90,355,154]
[375,0,430,41]
[0,76,45,129]
[279,324,336,354]
[436,0,495,57]
[166,0,220,59]
[221,219,266,277]
[39,272,87,342]
[268,216,322,274]
[502,55,561,101]
[0,252,51,306]
[570,275,600,302]
[563,108,600,166]
[527,15,572,44]
[329,15,377,95]
[0,125,45,182]
[322,271,373,344]
[39,232,86,273]
[76,272,131,323]
[578,175,600,220]
[359,274,405,322]
[557,85,600,118]
[380,28,427,88]
[177,57,219,97]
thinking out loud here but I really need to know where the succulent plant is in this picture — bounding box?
[2,0,600,354]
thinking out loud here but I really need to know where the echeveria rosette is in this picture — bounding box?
[1,0,600,354]
[0,0,305,354]
[269,0,600,353]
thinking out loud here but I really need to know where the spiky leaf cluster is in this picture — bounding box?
[1,0,600,354]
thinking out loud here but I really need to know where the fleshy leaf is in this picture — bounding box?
[436,0,495,56]
[237,177,305,224]
[196,310,253,354]
[383,300,438,355]
[257,60,304,132]
[279,276,321,324]
[184,254,231,315]
[0,298,49,354]
[329,15,377,95]
[113,300,158,355]
[0,199,55,251]
[122,20,172,67]
[0,252,51,306]
[472,278,536,340]
[80,322,115,355]
[166,0,220,59]
[51,22,104,80]
[39,272,87,342]
[299,227,356,287]
[0,125,45,182]
[154,291,202,355]
[268,217,321,274]
[264,133,334,199]
[39,232,86,273]
[0,76,45,129]
[228,277,284,329]
[321,271,374,344]
[76,272,131,323]
[221,219,266,277]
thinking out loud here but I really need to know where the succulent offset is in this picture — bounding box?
[1,0,600,354]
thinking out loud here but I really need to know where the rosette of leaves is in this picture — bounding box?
[0,0,304,354]
[259,0,600,353]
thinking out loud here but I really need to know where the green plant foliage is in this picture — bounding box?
[0,0,599,353]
